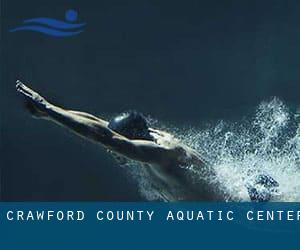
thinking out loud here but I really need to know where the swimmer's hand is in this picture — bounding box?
[16,80,49,118]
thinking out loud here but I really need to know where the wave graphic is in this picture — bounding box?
[10,25,84,37]
[123,98,300,202]
[9,9,85,37]
[23,18,85,29]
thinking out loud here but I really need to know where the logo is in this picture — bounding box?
[9,9,86,37]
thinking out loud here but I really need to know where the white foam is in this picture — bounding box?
[124,98,300,201]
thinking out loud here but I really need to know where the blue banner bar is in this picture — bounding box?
[1,202,299,249]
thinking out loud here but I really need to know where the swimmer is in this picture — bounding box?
[16,80,278,201]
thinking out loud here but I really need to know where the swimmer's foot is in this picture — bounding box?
[246,174,280,202]
[16,80,49,118]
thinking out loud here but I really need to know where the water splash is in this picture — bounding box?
[123,98,300,201]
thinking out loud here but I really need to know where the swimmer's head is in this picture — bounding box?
[108,111,153,141]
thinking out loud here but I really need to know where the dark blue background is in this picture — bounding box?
[2,0,300,200]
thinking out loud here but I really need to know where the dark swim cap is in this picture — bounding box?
[108,111,153,140]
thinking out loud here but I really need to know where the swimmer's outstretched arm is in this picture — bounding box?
[16,81,176,165]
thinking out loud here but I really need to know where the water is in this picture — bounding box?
[122,98,300,201]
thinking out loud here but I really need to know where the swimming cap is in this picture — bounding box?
[108,111,153,141]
